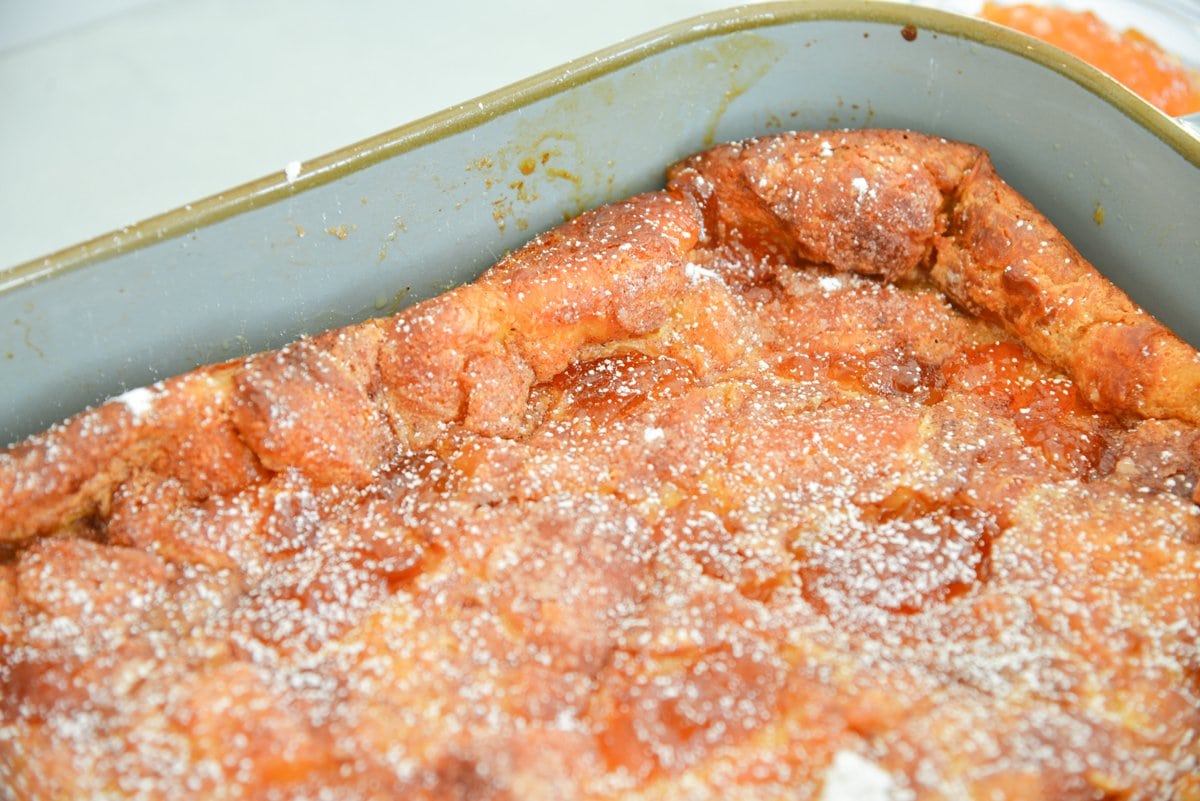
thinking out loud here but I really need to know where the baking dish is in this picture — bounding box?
[1,0,1197,445]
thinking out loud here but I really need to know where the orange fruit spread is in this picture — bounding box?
[981,2,1200,115]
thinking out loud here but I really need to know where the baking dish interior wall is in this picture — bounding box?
[1,9,1196,445]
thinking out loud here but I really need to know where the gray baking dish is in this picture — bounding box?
[2,0,1198,446]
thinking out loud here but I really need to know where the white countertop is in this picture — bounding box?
[0,0,774,271]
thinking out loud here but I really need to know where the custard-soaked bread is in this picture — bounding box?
[2,130,1198,800]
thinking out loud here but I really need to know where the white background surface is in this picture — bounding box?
[0,0,781,270]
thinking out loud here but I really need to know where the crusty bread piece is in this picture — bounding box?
[669,130,1200,426]
[1,130,1197,800]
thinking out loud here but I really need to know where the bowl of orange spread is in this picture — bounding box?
[907,0,1200,116]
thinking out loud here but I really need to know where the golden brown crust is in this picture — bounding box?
[0,191,700,542]
[667,129,975,281]
[669,129,1200,426]
[3,130,1196,543]
[930,155,1200,425]
[378,191,699,440]
[1,129,1198,800]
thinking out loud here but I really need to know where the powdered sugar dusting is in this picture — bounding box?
[818,275,843,292]
[684,261,723,283]
[115,385,156,422]
[643,426,665,443]
[819,751,911,801]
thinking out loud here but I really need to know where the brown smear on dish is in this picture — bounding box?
[981,2,1200,115]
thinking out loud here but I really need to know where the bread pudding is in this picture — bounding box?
[1,130,1198,800]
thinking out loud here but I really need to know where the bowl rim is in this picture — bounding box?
[3,0,1196,293]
